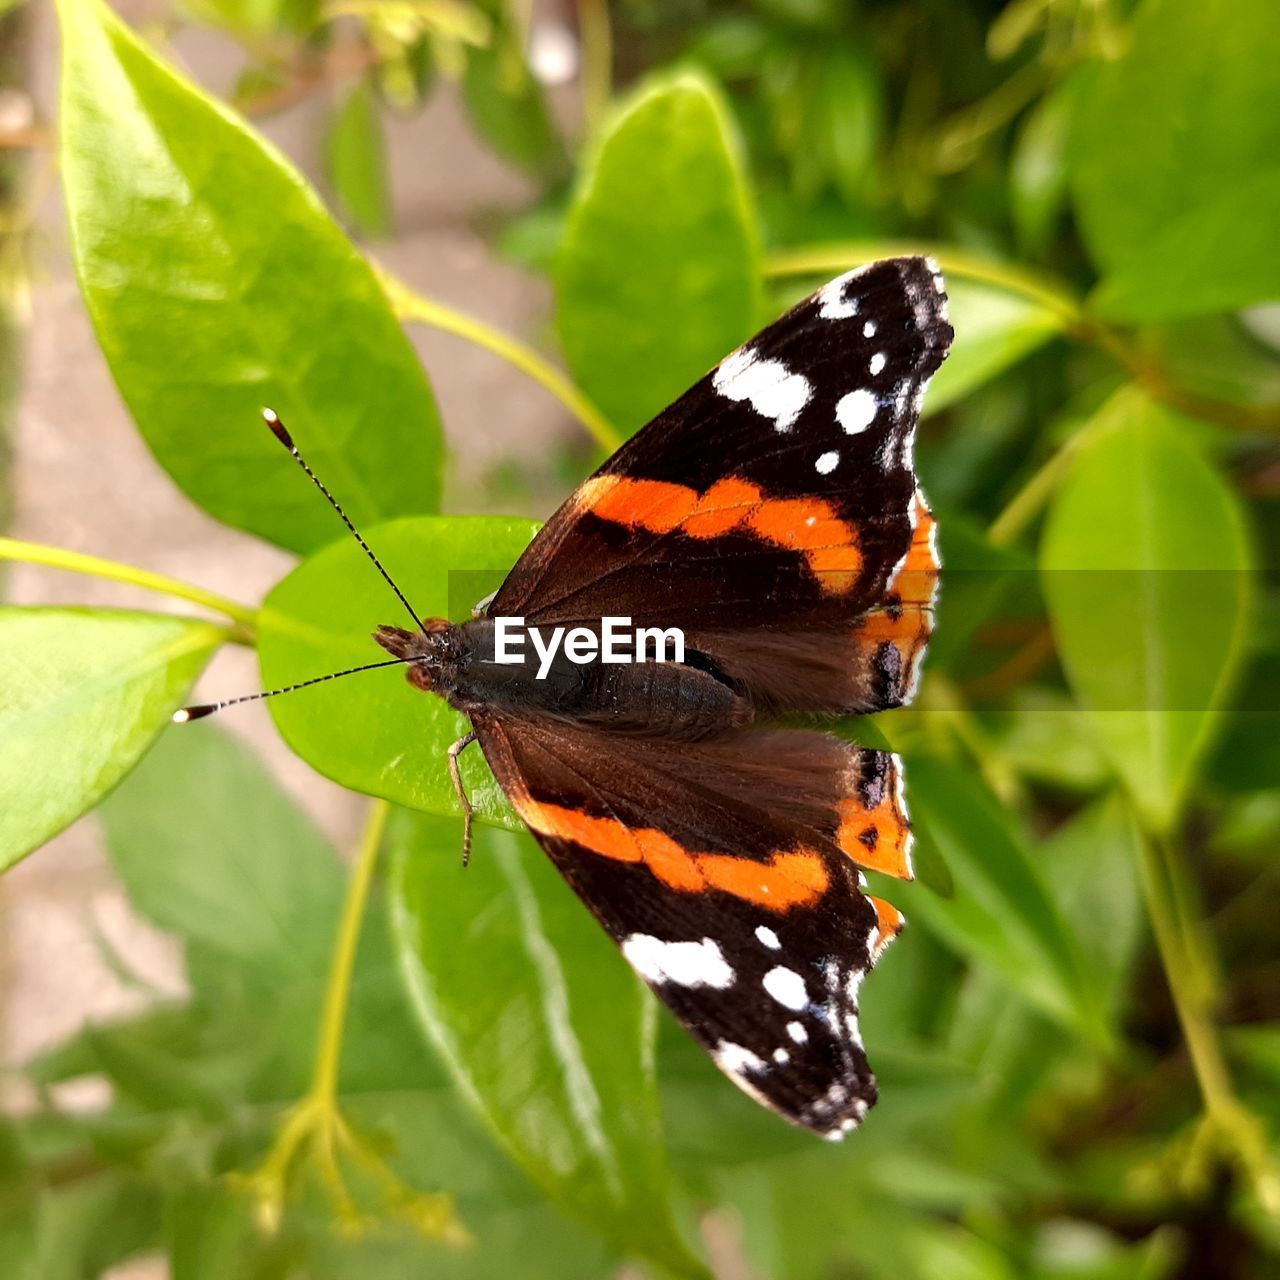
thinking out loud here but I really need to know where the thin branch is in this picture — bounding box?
[379,268,622,452]
[0,536,259,632]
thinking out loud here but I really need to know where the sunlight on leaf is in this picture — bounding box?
[1040,387,1254,831]
[257,516,539,823]
[388,809,709,1278]
[56,0,442,553]
[0,608,222,872]
[557,70,762,433]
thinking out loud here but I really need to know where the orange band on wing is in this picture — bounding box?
[519,798,830,911]
[867,895,905,958]
[837,761,914,880]
[577,474,863,595]
[891,490,939,607]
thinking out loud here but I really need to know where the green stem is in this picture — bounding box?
[1137,821,1280,1215]
[765,242,1085,324]
[921,675,1023,806]
[767,244,1280,434]
[0,535,259,631]
[577,0,613,132]
[311,799,390,1105]
[987,414,1103,547]
[379,270,622,453]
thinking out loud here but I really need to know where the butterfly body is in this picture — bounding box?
[375,619,752,738]
[368,257,952,1139]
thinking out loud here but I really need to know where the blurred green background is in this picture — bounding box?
[1,0,1278,1275]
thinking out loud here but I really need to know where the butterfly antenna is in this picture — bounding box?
[173,657,410,723]
[262,408,429,633]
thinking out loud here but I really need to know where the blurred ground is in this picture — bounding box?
[0,0,571,1188]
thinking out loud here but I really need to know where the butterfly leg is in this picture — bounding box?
[448,730,479,866]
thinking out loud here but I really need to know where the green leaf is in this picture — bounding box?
[257,516,539,823]
[326,80,393,240]
[1010,84,1073,256]
[1038,794,1144,1021]
[924,280,1064,415]
[0,608,221,872]
[57,0,442,553]
[891,756,1105,1044]
[986,687,1110,792]
[172,0,318,38]
[557,70,762,433]
[1040,387,1254,830]
[1069,0,1280,277]
[1090,170,1280,322]
[99,724,343,974]
[387,809,706,1278]
[462,34,568,181]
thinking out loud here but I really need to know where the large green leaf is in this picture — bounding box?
[57,0,442,553]
[100,725,342,976]
[59,727,624,1275]
[924,280,1064,415]
[0,607,222,872]
[257,516,538,823]
[387,809,706,1278]
[1069,0,1280,289]
[890,756,1105,1044]
[1089,170,1280,322]
[557,70,762,433]
[1040,387,1253,831]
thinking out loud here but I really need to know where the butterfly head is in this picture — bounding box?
[374,620,458,695]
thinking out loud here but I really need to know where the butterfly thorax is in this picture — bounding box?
[375,620,751,739]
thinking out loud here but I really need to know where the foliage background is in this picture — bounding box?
[1,0,1278,1276]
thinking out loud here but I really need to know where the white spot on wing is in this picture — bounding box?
[714,346,811,433]
[763,966,809,1011]
[755,925,781,950]
[787,1020,808,1044]
[714,1041,766,1075]
[845,970,865,1004]
[869,352,886,376]
[816,265,872,319]
[621,934,735,989]
[836,388,878,435]
[844,1011,864,1049]
[863,319,877,338]
[773,1047,790,1064]
[815,450,840,475]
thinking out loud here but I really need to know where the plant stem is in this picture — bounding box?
[767,244,1280,434]
[578,0,613,132]
[987,418,1099,547]
[1137,821,1280,1215]
[379,270,622,453]
[312,799,390,1105]
[765,242,1085,324]
[0,535,259,631]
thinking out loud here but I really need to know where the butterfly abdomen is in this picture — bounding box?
[448,618,751,738]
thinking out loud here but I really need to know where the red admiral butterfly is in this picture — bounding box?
[180,256,952,1138]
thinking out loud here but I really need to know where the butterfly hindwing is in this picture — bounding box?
[472,713,911,1137]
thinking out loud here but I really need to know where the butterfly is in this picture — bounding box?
[181,256,952,1138]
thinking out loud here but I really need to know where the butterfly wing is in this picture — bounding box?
[472,712,912,1137]
[488,257,949,711]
